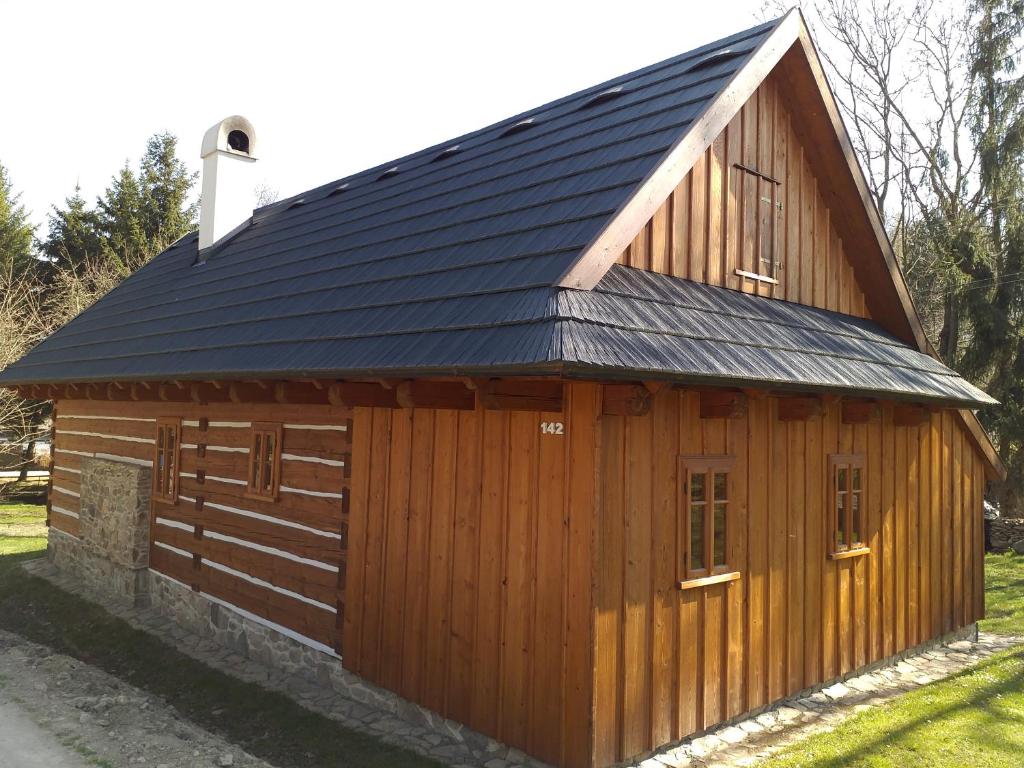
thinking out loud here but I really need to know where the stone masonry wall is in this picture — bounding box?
[990,518,1024,554]
[48,456,152,606]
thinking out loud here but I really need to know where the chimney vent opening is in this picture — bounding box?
[227,130,250,154]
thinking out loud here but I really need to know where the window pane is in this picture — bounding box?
[690,503,706,571]
[837,491,846,546]
[713,472,727,501]
[713,502,727,567]
[691,472,706,504]
[837,467,847,494]
[251,434,262,488]
[167,428,176,482]
[262,433,275,493]
[851,491,862,544]
[852,467,862,491]
[156,427,166,494]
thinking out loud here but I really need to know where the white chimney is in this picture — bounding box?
[198,115,258,252]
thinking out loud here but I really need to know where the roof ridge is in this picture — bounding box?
[254,18,783,215]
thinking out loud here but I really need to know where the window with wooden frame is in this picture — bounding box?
[153,417,180,504]
[733,162,783,284]
[828,454,869,559]
[247,422,282,500]
[679,455,740,588]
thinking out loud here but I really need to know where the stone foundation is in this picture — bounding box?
[48,456,152,606]
[48,528,150,605]
[147,569,528,764]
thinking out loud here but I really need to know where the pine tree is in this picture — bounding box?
[0,163,35,274]
[41,185,104,269]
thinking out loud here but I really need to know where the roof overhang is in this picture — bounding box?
[554,7,1005,481]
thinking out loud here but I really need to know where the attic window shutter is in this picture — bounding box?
[733,163,782,283]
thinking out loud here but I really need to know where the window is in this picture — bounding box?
[733,163,782,283]
[679,455,738,587]
[829,454,868,558]
[247,422,282,499]
[153,417,180,504]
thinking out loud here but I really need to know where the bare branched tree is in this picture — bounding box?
[0,259,122,496]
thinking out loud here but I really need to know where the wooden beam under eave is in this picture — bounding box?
[602,383,652,416]
[777,396,822,422]
[106,382,135,402]
[842,399,879,424]
[699,390,748,419]
[395,380,476,410]
[228,381,277,404]
[480,379,564,413]
[158,382,193,403]
[274,381,330,405]
[132,382,157,401]
[328,381,400,409]
[893,404,931,427]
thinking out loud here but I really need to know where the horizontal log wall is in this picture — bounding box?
[593,389,985,766]
[343,382,601,767]
[617,73,870,318]
[52,399,351,653]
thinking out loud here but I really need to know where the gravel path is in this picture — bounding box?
[0,700,91,767]
[0,629,273,768]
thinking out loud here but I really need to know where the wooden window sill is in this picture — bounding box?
[829,546,870,561]
[153,496,178,506]
[734,269,779,285]
[678,571,741,590]
[243,491,278,503]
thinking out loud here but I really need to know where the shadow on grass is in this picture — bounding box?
[768,646,1024,767]
[0,551,440,768]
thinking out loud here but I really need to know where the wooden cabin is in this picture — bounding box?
[1,10,1003,768]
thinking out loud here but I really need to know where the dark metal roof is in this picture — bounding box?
[557,267,995,407]
[0,18,992,408]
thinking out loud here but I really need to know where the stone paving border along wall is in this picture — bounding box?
[632,628,1022,768]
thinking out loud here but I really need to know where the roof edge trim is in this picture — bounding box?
[555,8,802,291]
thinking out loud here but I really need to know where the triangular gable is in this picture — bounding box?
[557,8,1004,479]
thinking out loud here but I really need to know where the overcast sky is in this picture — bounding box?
[2,0,770,231]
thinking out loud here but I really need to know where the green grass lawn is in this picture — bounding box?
[0,502,48,555]
[762,550,1024,768]
[0,503,439,768]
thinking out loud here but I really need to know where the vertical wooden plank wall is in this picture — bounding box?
[592,393,985,766]
[617,74,869,320]
[343,383,601,768]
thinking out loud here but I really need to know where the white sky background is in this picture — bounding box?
[0,0,772,231]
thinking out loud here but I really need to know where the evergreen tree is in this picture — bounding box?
[41,185,104,269]
[138,132,198,253]
[93,133,198,273]
[96,162,149,273]
[961,0,1024,510]
[0,163,35,274]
